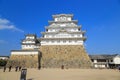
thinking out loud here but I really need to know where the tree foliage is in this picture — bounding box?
[0,59,7,66]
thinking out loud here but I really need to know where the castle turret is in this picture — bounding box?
[21,34,40,50]
[7,34,41,68]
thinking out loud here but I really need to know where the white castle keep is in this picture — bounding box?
[40,14,86,45]
[8,14,92,68]
[22,14,86,49]
[21,14,86,50]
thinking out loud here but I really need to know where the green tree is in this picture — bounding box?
[0,59,7,66]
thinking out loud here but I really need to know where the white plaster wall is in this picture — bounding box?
[26,36,35,39]
[67,17,71,21]
[47,27,79,32]
[54,17,71,22]
[94,64,106,68]
[55,18,58,21]
[0,57,8,60]
[11,51,39,55]
[113,56,120,64]
[101,65,106,68]
[60,24,66,27]
[22,45,36,49]
[48,29,59,32]
[44,33,83,38]
[41,40,83,45]
[94,60,97,63]
[94,64,98,68]
[22,41,35,43]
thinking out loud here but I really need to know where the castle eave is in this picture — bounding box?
[21,43,36,45]
[11,50,40,52]
[41,31,85,35]
[40,37,86,41]
[45,26,81,29]
[48,20,78,25]
[52,14,73,18]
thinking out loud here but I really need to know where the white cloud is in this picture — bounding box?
[0,18,24,33]
[0,40,7,44]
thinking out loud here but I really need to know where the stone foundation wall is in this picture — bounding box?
[7,54,40,68]
[7,45,92,68]
[40,45,92,68]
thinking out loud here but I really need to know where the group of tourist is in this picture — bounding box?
[3,66,22,72]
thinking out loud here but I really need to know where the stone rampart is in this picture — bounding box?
[40,45,92,68]
[7,51,41,68]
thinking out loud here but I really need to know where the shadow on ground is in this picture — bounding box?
[27,78,34,80]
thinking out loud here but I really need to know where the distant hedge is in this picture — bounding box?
[0,59,7,66]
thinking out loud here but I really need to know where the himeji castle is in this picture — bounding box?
[7,14,92,68]
[41,14,86,46]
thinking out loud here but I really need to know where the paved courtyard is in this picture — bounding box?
[0,68,120,80]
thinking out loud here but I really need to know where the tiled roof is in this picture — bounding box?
[0,56,9,58]
[25,34,36,36]
[89,54,118,59]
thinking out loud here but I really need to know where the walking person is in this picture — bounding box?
[3,66,6,72]
[38,65,41,70]
[15,66,18,72]
[61,65,64,69]
[19,66,21,71]
[118,66,120,72]
[9,66,12,72]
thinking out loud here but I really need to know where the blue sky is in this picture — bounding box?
[0,0,120,56]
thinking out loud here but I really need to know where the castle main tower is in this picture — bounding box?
[40,14,92,68]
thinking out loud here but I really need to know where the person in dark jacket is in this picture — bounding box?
[118,66,120,72]
[15,66,18,72]
[9,66,12,72]
[19,66,22,71]
[3,66,6,72]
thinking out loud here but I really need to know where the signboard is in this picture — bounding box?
[20,69,27,80]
